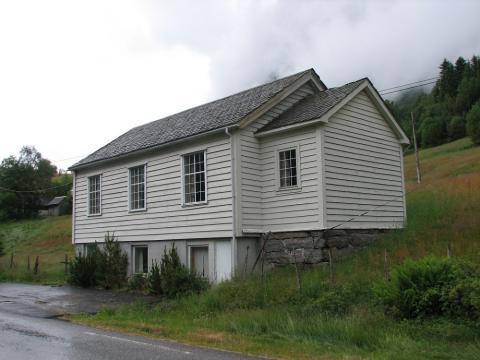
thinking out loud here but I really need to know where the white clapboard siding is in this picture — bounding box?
[258,127,321,232]
[74,134,233,243]
[323,90,406,229]
[239,83,315,231]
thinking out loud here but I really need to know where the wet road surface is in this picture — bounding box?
[0,283,260,359]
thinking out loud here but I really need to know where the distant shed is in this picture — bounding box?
[44,196,70,216]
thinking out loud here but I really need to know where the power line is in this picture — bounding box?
[379,80,438,96]
[378,77,439,93]
[0,182,72,194]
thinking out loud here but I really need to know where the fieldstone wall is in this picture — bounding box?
[259,229,386,266]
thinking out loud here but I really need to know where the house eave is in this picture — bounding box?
[69,125,240,171]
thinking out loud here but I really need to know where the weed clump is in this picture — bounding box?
[375,256,480,320]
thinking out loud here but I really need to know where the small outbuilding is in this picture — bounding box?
[42,196,70,216]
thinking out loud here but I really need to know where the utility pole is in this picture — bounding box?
[410,112,421,184]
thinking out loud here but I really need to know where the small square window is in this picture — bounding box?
[278,149,299,188]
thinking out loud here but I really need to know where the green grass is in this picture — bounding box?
[71,138,480,358]
[0,215,73,284]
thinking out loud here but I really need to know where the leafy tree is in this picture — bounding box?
[447,115,466,141]
[420,116,446,147]
[466,101,480,144]
[0,146,61,220]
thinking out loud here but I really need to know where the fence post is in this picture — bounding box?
[328,248,334,284]
[34,256,39,274]
[384,248,390,281]
[27,256,30,271]
[447,243,452,258]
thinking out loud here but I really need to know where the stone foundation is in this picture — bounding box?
[261,229,386,266]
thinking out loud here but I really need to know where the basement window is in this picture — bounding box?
[87,175,101,215]
[278,148,299,188]
[129,165,146,211]
[133,246,148,273]
[182,151,207,205]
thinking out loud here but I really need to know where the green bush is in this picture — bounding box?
[466,101,480,144]
[97,232,128,289]
[147,260,162,295]
[159,245,209,298]
[128,273,147,291]
[375,256,480,320]
[68,243,100,288]
[69,233,128,289]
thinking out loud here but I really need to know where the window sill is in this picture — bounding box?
[182,201,208,208]
[128,208,147,214]
[87,213,102,217]
[276,186,302,195]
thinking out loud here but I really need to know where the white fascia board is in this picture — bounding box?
[239,71,325,129]
[256,80,411,146]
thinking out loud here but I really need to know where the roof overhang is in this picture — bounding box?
[69,125,239,171]
[238,69,327,130]
[256,79,410,146]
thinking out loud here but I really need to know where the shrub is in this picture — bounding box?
[466,101,480,144]
[159,245,209,298]
[147,260,162,295]
[97,232,128,289]
[69,233,128,289]
[375,256,480,320]
[68,243,100,288]
[128,273,147,292]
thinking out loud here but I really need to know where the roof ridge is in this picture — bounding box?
[134,68,313,129]
[331,77,368,89]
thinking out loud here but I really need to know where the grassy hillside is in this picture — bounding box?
[0,215,73,284]
[72,138,480,359]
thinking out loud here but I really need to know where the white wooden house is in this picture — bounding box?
[70,69,409,282]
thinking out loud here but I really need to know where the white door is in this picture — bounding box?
[215,241,231,283]
[191,246,209,277]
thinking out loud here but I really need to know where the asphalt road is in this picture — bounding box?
[0,283,260,360]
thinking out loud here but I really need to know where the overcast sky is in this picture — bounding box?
[1,0,479,170]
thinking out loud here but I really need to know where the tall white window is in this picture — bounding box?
[182,151,206,204]
[88,175,101,215]
[129,165,146,210]
[133,246,148,273]
[279,149,298,188]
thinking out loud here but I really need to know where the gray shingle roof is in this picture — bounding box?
[256,78,366,133]
[47,196,66,207]
[71,69,313,169]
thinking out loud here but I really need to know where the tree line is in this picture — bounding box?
[0,146,72,221]
[387,55,480,148]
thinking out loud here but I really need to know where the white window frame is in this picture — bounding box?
[181,150,208,206]
[128,163,147,212]
[87,174,102,216]
[276,145,301,191]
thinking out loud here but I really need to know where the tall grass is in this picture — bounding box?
[0,215,73,284]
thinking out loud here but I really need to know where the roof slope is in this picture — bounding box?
[71,69,312,169]
[257,78,366,133]
[47,196,66,207]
